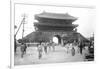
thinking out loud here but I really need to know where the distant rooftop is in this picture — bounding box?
[35,12,77,20]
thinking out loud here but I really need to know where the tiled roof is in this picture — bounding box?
[34,22,78,27]
[35,12,77,20]
[22,32,52,42]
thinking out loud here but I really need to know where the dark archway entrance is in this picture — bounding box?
[53,35,61,44]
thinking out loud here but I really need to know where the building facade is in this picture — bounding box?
[33,12,78,45]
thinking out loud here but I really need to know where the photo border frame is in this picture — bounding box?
[10,0,96,69]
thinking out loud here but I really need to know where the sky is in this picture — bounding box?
[15,4,96,40]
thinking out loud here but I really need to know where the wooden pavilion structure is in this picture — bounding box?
[21,12,88,45]
[33,12,78,45]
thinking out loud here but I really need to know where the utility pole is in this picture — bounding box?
[14,14,27,53]
[15,14,27,38]
[22,14,26,39]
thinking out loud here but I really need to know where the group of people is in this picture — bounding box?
[37,42,56,59]
[64,43,78,56]
[19,42,56,59]
[15,39,93,61]
[64,40,93,59]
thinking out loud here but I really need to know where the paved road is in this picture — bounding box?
[14,46,84,65]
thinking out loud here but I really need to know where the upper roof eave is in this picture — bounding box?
[35,12,77,20]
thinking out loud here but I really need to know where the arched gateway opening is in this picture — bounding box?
[53,35,61,44]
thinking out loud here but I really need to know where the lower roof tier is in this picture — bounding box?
[34,22,78,28]
[34,25,76,32]
[35,29,75,32]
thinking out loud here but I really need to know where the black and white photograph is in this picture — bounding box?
[13,3,95,66]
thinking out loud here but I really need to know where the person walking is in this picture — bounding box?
[38,43,43,59]
[71,47,75,56]
[52,42,55,51]
[44,43,48,53]
[20,43,27,58]
[79,41,83,55]
[65,43,69,54]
